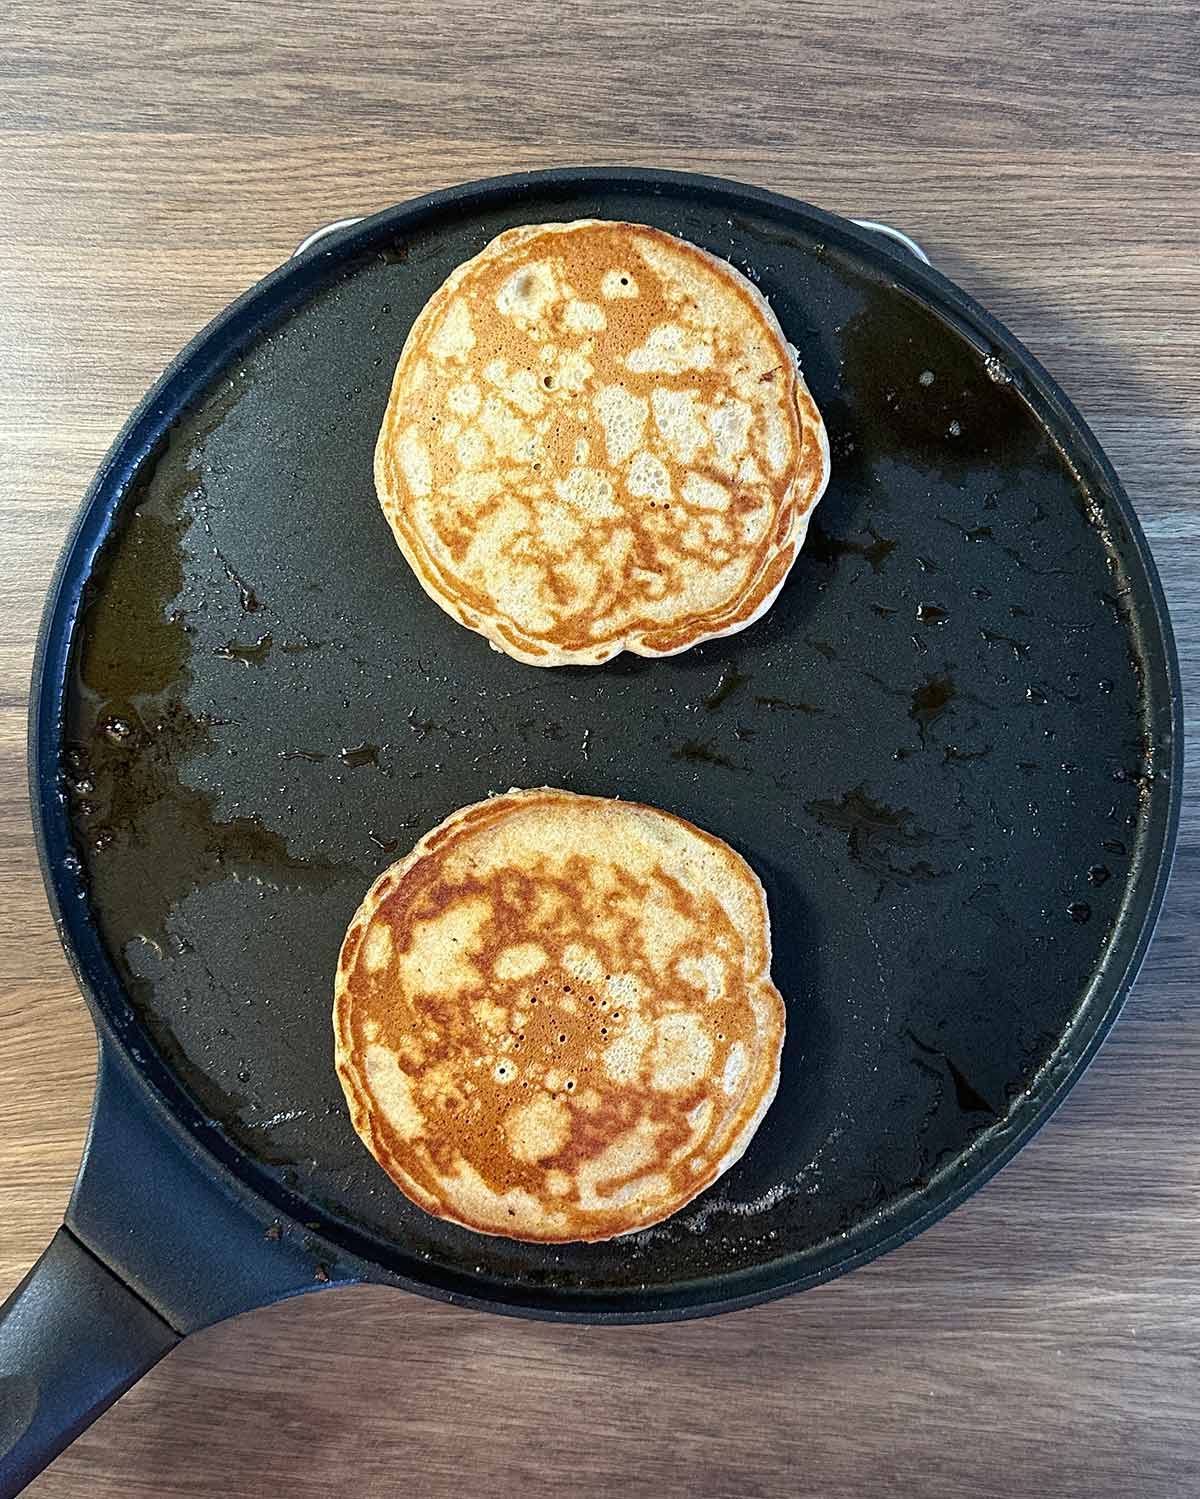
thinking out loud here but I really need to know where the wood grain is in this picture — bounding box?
[1,1,1197,1494]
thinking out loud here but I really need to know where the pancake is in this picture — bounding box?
[375,219,830,666]
[333,788,785,1242]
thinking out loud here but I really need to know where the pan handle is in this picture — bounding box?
[0,1229,177,1497]
[0,1042,351,1494]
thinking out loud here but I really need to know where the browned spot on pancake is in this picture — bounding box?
[375,220,830,666]
[333,789,785,1242]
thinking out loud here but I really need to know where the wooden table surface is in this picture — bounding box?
[2,2,1197,1494]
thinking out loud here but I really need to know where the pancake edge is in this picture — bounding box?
[332,786,787,1243]
[374,220,832,668]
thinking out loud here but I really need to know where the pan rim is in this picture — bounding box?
[28,165,1184,1322]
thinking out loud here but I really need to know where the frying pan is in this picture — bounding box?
[0,168,1180,1495]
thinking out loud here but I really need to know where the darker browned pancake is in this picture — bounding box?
[333,788,785,1241]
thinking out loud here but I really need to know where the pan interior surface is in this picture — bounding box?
[53,174,1175,1315]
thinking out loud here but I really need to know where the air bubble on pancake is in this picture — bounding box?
[723,1041,747,1095]
[563,298,606,333]
[682,472,731,512]
[494,943,548,982]
[493,1060,518,1085]
[398,430,432,498]
[596,384,649,465]
[557,466,622,521]
[626,450,671,501]
[650,1012,713,1092]
[562,943,605,987]
[601,1011,652,1085]
[364,1045,424,1141]
[601,269,639,299]
[603,971,643,1005]
[430,297,476,360]
[361,924,394,973]
[627,321,713,376]
[506,1093,571,1163]
[650,388,708,463]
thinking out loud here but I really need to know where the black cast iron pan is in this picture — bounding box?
[0,167,1181,1495]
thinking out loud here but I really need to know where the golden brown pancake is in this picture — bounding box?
[333,788,785,1242]
[375,219,830,666]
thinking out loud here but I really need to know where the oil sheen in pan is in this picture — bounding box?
[60,185,1168,1298]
